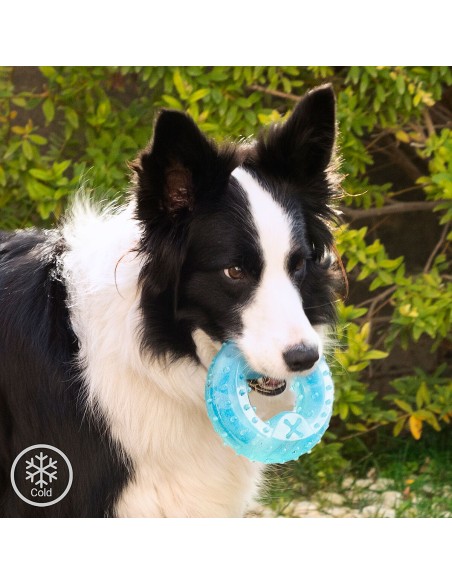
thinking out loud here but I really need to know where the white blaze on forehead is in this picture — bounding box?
[232,167,292,268]
[231,167,320,378]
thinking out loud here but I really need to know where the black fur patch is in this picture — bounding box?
[0,230,130,517]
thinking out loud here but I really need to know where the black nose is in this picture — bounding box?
[283,344,319,372]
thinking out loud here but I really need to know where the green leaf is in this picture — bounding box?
[244,110,257,125]
[53,160,71,175]
[12,97,26,107]
[379,257,403,270]
[419,381,431,405]
[65,107,79,129]
[378,270,394,285]
[37,200,56,220]
[12,125,26,135]
[29,168,52,181]
[42,98,55,124]
[189,88,210,103]
[394,399,413,413]
[413,325,423,341]
[3,140,22,159]
[39,66,56,77]
[173,69,188,99]
[348,67,360,85]
[22,140,33,160]
[339,403,349,420]
[415,409,441,431]
[29,134,47,145]
[393,417,406,437]
[96,100,111,122]
[369,276,384,291]
[348,362,369,372]
[349,404,363,416]
[366,350,388,360]
[349,423,368,432]
[225,105,239,127]
[26,177,55,200]
[416,387,423,409]
[161,95,183,110]
[396,75,406,95]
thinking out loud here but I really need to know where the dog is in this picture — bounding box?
[0,83,341,517]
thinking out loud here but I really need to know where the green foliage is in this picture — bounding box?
[419,128,452,225]
[390,264,452,347]
[1,66,451,467]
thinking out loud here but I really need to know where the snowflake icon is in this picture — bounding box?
[25,451,58,488]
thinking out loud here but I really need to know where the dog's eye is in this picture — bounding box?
[292,257,306,279]
[224,266,245,280]
[294,258,305,271]
[294,258,306,272]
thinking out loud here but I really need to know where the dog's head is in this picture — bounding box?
[132,84,342,379]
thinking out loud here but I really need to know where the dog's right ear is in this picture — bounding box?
[133,110,238,297]
[132,110,224,222]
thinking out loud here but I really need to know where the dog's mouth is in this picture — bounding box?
[247,376,287,396]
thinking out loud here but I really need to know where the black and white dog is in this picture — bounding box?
[0,84,341,517]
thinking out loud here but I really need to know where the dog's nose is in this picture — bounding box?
[283,344,319,372]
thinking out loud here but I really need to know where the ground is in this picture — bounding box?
[247,429,452,518]
[247,470,452,518]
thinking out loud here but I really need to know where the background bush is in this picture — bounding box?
[1,66,451,479]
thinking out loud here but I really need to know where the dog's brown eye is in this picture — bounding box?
[224,266,245,280]
[294,258,305,272]
[292,257,306,279]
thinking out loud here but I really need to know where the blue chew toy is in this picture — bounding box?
[205,342,334,464]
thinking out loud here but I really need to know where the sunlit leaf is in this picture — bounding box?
[394,399,413,414]
[409,415,422,440]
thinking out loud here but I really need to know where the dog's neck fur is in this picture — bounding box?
[61,199,265,517]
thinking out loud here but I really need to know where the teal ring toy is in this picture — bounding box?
[205,342,334,464]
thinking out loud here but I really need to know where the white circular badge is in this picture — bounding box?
[10,444,73,507]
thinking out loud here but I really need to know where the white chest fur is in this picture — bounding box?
[62,202,263,517]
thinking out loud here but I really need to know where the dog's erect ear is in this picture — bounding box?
[132,110,223,221]
[255,84,336,181]
[133,110,238,298]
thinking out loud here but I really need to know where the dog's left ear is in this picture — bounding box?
[255,83,337,182]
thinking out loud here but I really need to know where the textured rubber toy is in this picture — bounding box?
[205,342,334,464]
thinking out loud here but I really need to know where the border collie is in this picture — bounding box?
[0,84,341,517]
